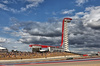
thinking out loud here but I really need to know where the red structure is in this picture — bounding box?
[29,44,54,48]
[83,54,88,56]
[29,18,72,48]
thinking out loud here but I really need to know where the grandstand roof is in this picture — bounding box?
[0,47,6,49]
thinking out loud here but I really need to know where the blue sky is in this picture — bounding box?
[0,0,100,54]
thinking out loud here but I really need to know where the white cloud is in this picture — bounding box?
[0,3,19,13]
[0,0,17,4]
[20,0,44,12]
[11,30,30,37]
[2,0,9,4]
[0,0,44,13]
[76,0,88,6]
[0,3,9,11]
[3,27,11,31]
[76,12,87,16]
[82,6,100,28]
[1,42,31,52]
[26,0,44,2]
[61,9,75,15]
[0,37,29,51]
[0,37,7,43]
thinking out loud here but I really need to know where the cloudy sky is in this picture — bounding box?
[0,0,100,54]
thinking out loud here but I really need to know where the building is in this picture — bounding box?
[0,47,8,53]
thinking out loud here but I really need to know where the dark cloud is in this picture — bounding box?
[87,21,100,29]
[86,44,100,48]
[25,22,62,37]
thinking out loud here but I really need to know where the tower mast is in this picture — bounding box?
[63,18,72,51]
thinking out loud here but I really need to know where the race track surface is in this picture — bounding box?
[0,58,100,66]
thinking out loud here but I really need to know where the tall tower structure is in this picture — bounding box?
[63,18,72,51]
[29,18,72,52]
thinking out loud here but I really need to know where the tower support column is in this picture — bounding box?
[64,20,69,51]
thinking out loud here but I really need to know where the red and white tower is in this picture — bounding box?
[29,18,72,52]
[62,18,72,51]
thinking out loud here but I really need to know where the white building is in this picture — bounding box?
[0,47,8,53]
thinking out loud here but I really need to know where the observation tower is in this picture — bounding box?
[62,18,72,51]
[29,18,72,52]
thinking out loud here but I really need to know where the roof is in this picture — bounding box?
[64,18,72,20]
[29,44,55,48]
[0,47,6,49]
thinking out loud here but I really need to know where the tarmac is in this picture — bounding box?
[1,57,100,66]
[22,60,100,66]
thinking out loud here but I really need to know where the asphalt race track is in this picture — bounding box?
[23,60,100,66]
[0,58,100,66]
